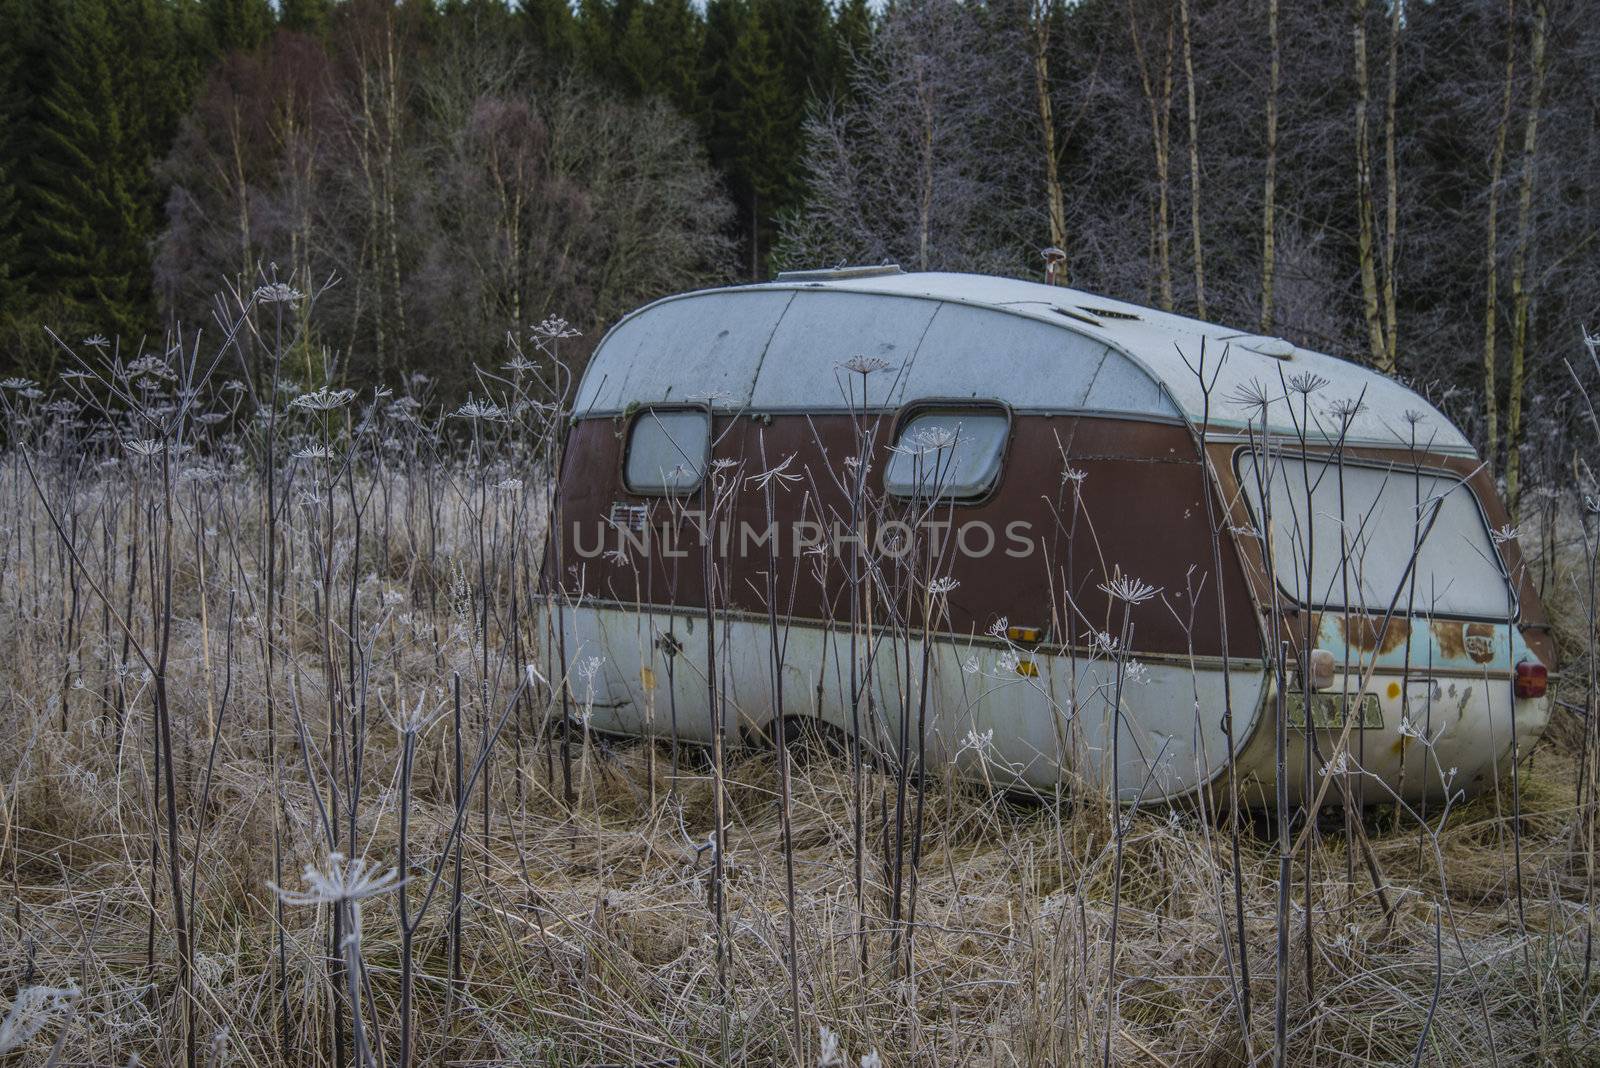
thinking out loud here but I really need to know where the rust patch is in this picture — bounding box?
[1432,620,1467,661]
[1465,622,1496,664]
[1340,613,1410,654]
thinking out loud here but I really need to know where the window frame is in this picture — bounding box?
[1230,447,1519,623]
[621,405,712,497]
[882,400,1013,505]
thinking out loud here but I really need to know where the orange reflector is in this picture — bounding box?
[1016,659,1039,677]
[1514,660,1547,699]
[1007,625,1042,644]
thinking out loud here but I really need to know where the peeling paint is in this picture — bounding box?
[1465,623,1496,664]
[1341,613,1411,654]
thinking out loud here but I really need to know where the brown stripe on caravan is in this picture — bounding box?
[546,412,1262,660]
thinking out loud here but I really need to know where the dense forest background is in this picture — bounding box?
[0,0,1597,502]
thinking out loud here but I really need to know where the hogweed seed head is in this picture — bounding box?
[1287,371,1329,396]
[1327,396,1366,422]
[255,282,303,304]
[1490,524,1520,545]
[127,356,176,381]
[532,316,580,341]
[747,454,802,491]
[1226,379,1274,417]
[841,355,892,375]
[453,396,506,421]
[1098,574,1161,605]
[271,853,404,909]
[291,387,356,412]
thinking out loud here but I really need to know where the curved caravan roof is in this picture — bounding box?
[574,271,1473,455]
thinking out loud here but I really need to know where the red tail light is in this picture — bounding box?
[1514,660,1548,700]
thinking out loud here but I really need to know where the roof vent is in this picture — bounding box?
[1078,305,1139,321]
[774,264,904,283]
[1231,335,1296,359]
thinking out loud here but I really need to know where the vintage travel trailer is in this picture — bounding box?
[541,267,1555,806]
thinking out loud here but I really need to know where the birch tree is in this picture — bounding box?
[1506,0,1549,518]
[1127,0,1176,311]
[1031,0,1068,277]
[1178,0,1206,319]
[1260,0,1280,332]
[1483,0,1517,473]
[778,0,1034,275]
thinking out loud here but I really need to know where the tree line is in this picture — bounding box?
[0,0,1597,501]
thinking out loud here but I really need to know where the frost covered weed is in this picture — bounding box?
[0,304,1594,1068]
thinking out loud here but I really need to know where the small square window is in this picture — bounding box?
[625,409,709,495]
[884,410,1009,500]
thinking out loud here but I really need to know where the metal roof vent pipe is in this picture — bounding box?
[1041,246,1067,286]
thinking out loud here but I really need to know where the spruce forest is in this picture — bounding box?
[0,0,1596,487]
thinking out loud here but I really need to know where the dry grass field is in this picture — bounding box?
[0,336,1596,1067]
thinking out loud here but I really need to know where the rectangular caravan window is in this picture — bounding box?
[1236,452,1514,619]
[625,409,709,495]
[884,410,1009,500]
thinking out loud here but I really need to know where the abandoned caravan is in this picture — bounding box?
[540,267,1555,806]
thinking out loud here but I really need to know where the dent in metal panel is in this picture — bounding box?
[575,290,793,415]
[892,302,1124,410]
[749,290,938,409]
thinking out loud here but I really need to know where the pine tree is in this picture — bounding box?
[0,0,31,320]
[703,0,787,276]
[25,0,159,339]
[576,0,623,78]
[617,0,704,117]
[202,0,274,55]
[830,0,873,100]
[279,0,334,36]
[519,0,579,72]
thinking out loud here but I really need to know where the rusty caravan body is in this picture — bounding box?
[540,269,1555,806]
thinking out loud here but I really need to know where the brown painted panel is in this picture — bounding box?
[545,412,1263,659]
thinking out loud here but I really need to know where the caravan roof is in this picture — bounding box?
[573,271,1472,456]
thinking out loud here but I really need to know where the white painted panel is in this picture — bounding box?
[889,302,1174,418]
[553,602,1258,801]
[749,290,937,409]
[575,290,794,415]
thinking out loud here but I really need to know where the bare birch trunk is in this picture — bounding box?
[1261,0,1280,332]
[1032,0,1068,272]
[383,15,406,366]
[229,103,251,294]
[1354,0,1388,370]
[1128,0,1175,311]
[1482,0,1518,472]
[1380,0,1402,369]
[1507,0,1549,519]
[917,60,934,272]
[1179,0,1206,320]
